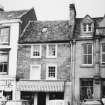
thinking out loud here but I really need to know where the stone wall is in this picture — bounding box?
[17,43,71,81]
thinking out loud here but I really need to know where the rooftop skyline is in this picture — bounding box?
[0,0,105,20]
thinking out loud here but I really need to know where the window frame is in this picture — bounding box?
[46,64,57,80]
[80,78,93,101]
[0,50,9,74]
[83,23,92,33]
[101,43,105,64]
[46,44,57,58]
[0,26,10,45]
[82,43,93,65]
[31,44,42,58]
[30,64,41,80]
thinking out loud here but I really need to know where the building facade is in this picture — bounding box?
[16,20,72,105]
[0,6,36,100]
[71,6,105,105]
[0,3,105,105]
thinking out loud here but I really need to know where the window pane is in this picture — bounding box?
[88,55,92,64]
[102,44,105,52]
[0,64,3,72]
[102,54,105,63]
[0,27,9,43]
[33,45,40,57]
[83,44,87,54]
[83,55,87,64]
[83,44,92,64]
[80,79,93,101]
[83,24,86,31]
[0,51,8,73]
[48,66,56,78]
[88,24,92,31]
[4,63,8,72]
[49,45,56,56]
[88,44,92,54]
[0,51,8,62]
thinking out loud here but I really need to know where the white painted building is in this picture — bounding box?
[0,6,37,100]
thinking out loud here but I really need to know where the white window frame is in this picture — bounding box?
[0,27,10,44]
[83,23,92,32]
[101,43,105,64]
[46,44,57,58]
[0,50,9,74]
[31,44,41,58]
[46,64,57,80]
[30,64,41,80]
[82,43,93,65]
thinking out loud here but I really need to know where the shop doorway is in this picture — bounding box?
[38,93,46,105]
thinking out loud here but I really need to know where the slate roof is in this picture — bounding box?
[19,20,71,43]
[74,17,104,40]
[0,9,29,20]
[19,15,104,43]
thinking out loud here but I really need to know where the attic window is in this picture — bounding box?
[83,23,92,32]
[42,27,48,33]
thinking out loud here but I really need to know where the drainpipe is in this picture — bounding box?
[93,37,101,99]
[70,39,76,105]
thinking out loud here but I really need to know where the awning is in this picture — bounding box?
[16,80,64,92]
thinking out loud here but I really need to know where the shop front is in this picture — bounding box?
[16,80,71,105]
[0,79,15,101]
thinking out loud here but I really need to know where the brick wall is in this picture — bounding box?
[17,43,71,81]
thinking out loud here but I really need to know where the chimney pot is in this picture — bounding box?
[0,4,4,11]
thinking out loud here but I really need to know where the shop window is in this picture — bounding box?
[0,27,10,44]
[49,92,64,100]
[80,79,93,101]
[3,91,12,100]
[46,44,57,58]
[21,91,34,105]
[0,50,9,74]
[82,43,93,65]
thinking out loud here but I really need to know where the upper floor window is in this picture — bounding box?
[0,50,9,74]
[46,44,57,58]
[46,64,57,80]
[31,45,41,58]
[30,65,41,80]
[83,23,92,32]
[101,43,105,64]
[0,27,10,44]
[82,43,93,65]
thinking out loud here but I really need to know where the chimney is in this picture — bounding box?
[0,4,4,11]
[69,4,76,38]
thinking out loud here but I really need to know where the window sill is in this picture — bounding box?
[80,64,94,68]
[30,56,41,58]
[46,78,57,80]
[0,72,8,75]
[46,56,57,58]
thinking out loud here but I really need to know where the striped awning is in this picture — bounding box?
[16,80,64,92]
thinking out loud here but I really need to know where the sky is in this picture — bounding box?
[0,0,105,20]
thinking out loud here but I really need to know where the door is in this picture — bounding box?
[38,93,46,105]
[30,65,41,80]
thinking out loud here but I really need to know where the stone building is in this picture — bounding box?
[70,4,105,105]
[0,5,36,100]
[16,20,72,105]
[15,3,77,105]
[0,3,105,105]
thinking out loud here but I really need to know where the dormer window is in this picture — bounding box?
[83,23,92,32]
